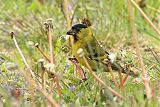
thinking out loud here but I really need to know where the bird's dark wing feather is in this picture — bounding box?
[85,37,109,62]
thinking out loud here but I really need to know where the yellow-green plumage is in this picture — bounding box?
[72,27,107,71]
[67,24,137,77]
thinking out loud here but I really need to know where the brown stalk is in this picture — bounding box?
[10,32,35,78]
[152,83,160,97]
[10,32,42,88]
[117,69,126,96]
[117,69,123,88]
[119,66,130,88]
[131,0,160,36]
[47,22,56,96]
[120,74,129,88]
[108,64,117,86]
[48,23,55,64]
[128,0,152,99]
[46,20,62,102]
[64,0,71,30]
[82,55,124,99]
[40,62,46,92]
[149,48,160,64]
[49,78,55,94]
[54,74,62,102]
[70,0,80,24]
[35,43,50,62]
[10,32,58,106]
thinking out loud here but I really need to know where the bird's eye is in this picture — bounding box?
[72,26,76,30]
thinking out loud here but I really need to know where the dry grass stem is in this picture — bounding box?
[122,66,130,85]
[48,26,55,64]
[128,0,152,99]
[35,44,50,62]
[10,32,35,78]
[49,79,55,94]
[108,64,117,86]
[40,65,46,91]
[119,66,130,88]
[147,5,160,14]
[117,69,123,87]
[54,74,62,102]
[46,20,62,102]
[131,0,160,36]
[64,0,71,30]
[82,56,124,99]
[10,32,59,106]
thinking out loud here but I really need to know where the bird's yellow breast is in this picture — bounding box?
[72,41,87,67]
[72,40,106,71]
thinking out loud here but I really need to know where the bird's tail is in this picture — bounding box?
[109,62,138,77]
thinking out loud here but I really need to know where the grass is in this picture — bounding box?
[0,0,160,107]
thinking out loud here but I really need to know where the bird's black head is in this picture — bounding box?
[66,24,87,36]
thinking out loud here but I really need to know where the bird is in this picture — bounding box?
[66,23,138,77]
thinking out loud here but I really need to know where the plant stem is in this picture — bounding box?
[82,56,124,99]
[10,32,35,78]
[64,0,71,30]
[35,44,50,62]
[128,0,152,99]
[131,0,160,36]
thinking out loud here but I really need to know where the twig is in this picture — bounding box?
[128,0,152,99]
[117,68,127,97]
[64,0,71,30]
[10,32,41,88]
[47,19,55,64]
[49,79,55,94]
[108,63,117,86]
[45,20,62,102]
[10,32,58,106]
[35,43,50,62]
[40,61,46,92]
[70,0,80,24]
[54,74,62,102]
[117,69,123,88]
[149,47,160,64]
[10,32,35,78]
[119,65,130,88]
[131,0,160,36]
[147,5,160,14]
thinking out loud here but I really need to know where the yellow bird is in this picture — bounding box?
[66,24,137,77]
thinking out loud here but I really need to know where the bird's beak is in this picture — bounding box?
[66,29,75,35]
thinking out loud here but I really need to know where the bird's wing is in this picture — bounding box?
[85,37,109,62]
